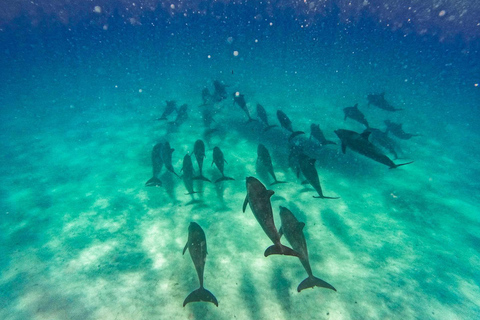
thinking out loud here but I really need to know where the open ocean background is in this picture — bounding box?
[1,1,479,319]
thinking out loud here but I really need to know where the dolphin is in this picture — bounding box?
[145,143,163,187]
[298,153,339,199]
[201,88,212,105]
[384,120,420,140]
[183,222,218,307]
[367,93,403,112]
[276,110,305,141]
[169,103,188,127]
[161,141,179,176]
[243,177,300,257]
[368,127,399,159]
[310,124,336,146]
[233,92,256,123]
[181,153,198,195]
[256,104,277,132]
[343,103,369,128]
[192,139,211,182]
[278,206,336,293]
[212,80,228,102]
[257,144,286,185]
[157,100,177,120]
[334,129,413,168]
[212,146,234,183]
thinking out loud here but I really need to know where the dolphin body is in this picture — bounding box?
[310,124,336,146]
[243,177,300,257]
[298,153,339,199]
[192,139,211,182]
[334,129,413,168]
[256,144,286,185]
[384,120,420,140]
[181,154,198,195]
[256,104,278,132]
[367,93,403,112]
[278,206,336,293]
[343,103,369,128]
[212,146,235,183]
[212,80,228,102]
[157,100,177,120]
[145,143,163,186]
[368,128,399,159]
[276,110,305,141]
[169,103,188,127]
[183,222,218,307]
[233,93,256,123]
[161,141,179,177]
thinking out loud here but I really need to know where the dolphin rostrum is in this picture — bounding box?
[276,110,305,141]
[212,146,234,183]
[334,129,413,168]
[183,222,218,307]
[279,206,336,293]
[243,177,299,257]
[257,144,286,185]
[298,153,339,199]
[145,143,163,187]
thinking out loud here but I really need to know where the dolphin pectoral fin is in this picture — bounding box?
[390,161,414,169]
[297,276,336,293]
[264,244,300,257]
[215,176,234,183]
[341,143,346,154]
[193,175,212,183]
[183,287,218,307]
[145,177,162,187]
[263,125,277,132]
[313,195,340,199]
[182,242,188,255]
[270,180,287,185]
[242,196,249,213]
[301,180,309,185]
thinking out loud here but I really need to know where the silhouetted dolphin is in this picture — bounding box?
[202,88,213,105]
[161,141,179,176]
[193,139,211,182]
[257,144,286,185]
[298,153,339,199]
[256,104,277,132]
[213,80,228,102]
[276,110,305,141]
[145,143,163,186]
[310,124,336,146]
[384,120,420,140]
[181,154,198,195]
[243,177,299,257]
[157,100,177,120]
[343,103,369,128]
[334,129,413,168]
[278,206,336,293]
[183,222,218,307]
[169,103,188,127]
[212,146,234,183]
[367,93,402,111]
[368,128,399,159]
[233,92,255,123]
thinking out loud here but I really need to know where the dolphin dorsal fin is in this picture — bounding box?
[242,195,249,212]
[354,103,358,108]
[297,222,305,230]
[360,130,371,140]
[266,190,275,198]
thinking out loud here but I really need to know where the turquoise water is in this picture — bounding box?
[1,2,479,319]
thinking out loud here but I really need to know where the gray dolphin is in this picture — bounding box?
[279,206,336,293]
[212,146,234,183]
[298,153,339,199]
[233,93,256,123]
[334,129,413,168]
[169,103,188,127]
[183,222,218,307]
[161,141,179,177]
[367,93,403,112]
[256,104,277,132]
[213,80,228,102]
[384,120,420,140]
[192,139,211,182]
[310,124,336,146]
[181,154,198,195]
[157,100,177,120]
[145,143,163,187]
[276,110,305,141]
[243,177,299,257]
[257,144,286,185]
[343,103,369,128]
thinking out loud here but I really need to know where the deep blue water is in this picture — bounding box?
[1,1,480,319]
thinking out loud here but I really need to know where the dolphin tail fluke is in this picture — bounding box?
[390,161,414,169]
[215,176,235,183]
[313,195,340,199]
[183,287,218,307]
[193,175,212,182]
[297,276,336,293]
[264,244,300,257]
[145,177,162,187]
[288,131,305,142]
[263,125,277,132]
[271,180,287,185]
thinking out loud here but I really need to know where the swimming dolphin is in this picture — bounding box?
[157,100,177,120]
[193,139,211,182]
[181,153,198,195]
[368,127,399,159]
[343,103,369,128]
[384,120,420,140]
[145,143,163,186]
[161,141,179,176]
[233,93,255,123]
[310,124,336,146]
[169,103,188,127]
[334,129,413,168]
[276,110,305,141]
[367,93,403,112]
[298,153,339,199]
[212,146,234,183]
[278,206,336,293]
[257,144,286,185]
[183,222,218,307]
[256,104,277,132]
[213,80,228,102]
[243,177,300,257]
